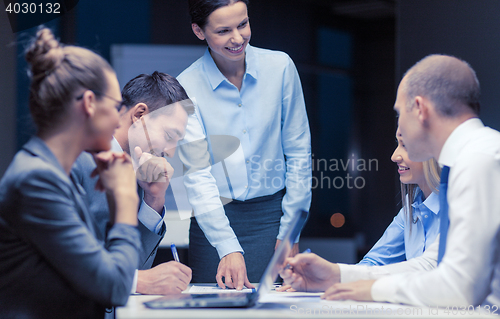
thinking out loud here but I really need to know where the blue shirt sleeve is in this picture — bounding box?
[137,199,165,235]
[177,111,243,258]
[358,207,407,266]
[277,56,312,242]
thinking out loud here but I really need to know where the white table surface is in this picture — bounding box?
[117,290,498,319]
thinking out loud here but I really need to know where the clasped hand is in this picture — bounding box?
[134,146,174,185]
[133,147,174,212]
[91,151,139,225]
[91,151,137,193]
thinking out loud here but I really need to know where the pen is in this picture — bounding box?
[215,283,256,292]
[284,248,311,270]
[170,243,180,263]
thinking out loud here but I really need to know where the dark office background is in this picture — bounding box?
[1,0,500,262]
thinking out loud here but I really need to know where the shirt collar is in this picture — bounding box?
[202,44,258,91]
[244,45,258,80]
[439,118,483,168]
[421,191,440,215]
[111,136,123,152]
[411,189,439,215]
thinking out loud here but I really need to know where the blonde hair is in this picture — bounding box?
[400,157,441,231]
[25,27,113,135]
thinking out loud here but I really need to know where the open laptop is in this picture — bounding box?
[144,209,308,309]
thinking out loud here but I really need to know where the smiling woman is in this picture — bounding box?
[357,128,441,266]
[177,0,312,288]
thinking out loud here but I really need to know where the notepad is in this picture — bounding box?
[189,285,255,293]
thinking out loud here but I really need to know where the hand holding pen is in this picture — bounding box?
[283,248,311,271]
[277,249,341,293]
[135,243,192,294]
[277,249,310,292]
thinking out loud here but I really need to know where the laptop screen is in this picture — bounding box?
[255,209,308,298]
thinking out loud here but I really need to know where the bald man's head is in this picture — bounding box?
[401,54,480,117]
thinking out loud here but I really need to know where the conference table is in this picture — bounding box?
[116,287,498,319]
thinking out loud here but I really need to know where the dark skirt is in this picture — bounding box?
[189,189,285,283]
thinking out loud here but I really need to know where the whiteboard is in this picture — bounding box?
[111,44,206,89]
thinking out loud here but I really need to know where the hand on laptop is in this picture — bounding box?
[216,252,255,291]
[278,253,340,292]
[136,261,192,294]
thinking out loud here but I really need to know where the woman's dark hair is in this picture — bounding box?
[188,0,249,30]
[25,27,113,135]
[121,71,194,115]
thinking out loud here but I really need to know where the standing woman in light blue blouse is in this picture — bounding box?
[177,0,311,288]
[358,128,441,266]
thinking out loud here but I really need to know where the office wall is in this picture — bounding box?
[0,8,16,178]
[397,0,500,130]
[3,1,397,254]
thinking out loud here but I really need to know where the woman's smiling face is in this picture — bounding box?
[193,1,251,66]
[391,128,425,186]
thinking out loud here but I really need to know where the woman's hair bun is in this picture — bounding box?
[24,26,113,134]
[25,28,65,79]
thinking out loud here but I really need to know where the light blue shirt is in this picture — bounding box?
[359,190,440,266]
[177,45,312,258]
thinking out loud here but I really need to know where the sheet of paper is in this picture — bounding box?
[259,292,322,303]
[188,285,255,293]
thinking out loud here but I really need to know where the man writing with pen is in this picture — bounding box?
[72,72,193,302]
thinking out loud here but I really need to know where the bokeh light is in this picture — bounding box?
[330,213,345,228]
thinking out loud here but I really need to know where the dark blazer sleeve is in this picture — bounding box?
[73,152,166,268]
[137,221,166,269]
[4,167,141,307]
[73,152,109,240]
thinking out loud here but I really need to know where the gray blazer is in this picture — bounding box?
[0,137,141,319]
[72,138,166,270]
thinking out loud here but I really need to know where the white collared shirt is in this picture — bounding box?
[371,118,500,306]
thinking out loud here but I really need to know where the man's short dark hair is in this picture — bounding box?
[122,71,195,115]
